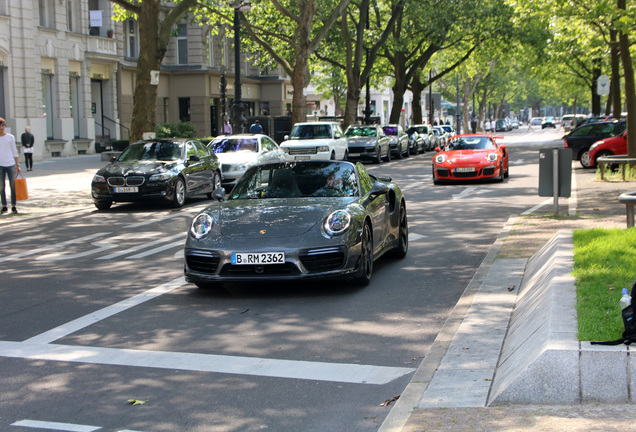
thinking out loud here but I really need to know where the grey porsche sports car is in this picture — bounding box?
[184,160,408,288]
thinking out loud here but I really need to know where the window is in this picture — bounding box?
[126,19,139,59]
[177,24,188,65]
[179,97,190,122]
[39,0,55,28]
[207,33,215,67]
[42,73,54,138]
[67,0,80,32]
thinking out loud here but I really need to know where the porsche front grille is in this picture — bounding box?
[221,263,300,276]
[300,247,346,272]
[186,250,220,274]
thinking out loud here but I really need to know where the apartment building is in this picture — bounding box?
[0,0,292,161]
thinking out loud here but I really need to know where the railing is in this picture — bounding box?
[103,115,130,140]
[596,155,636,181]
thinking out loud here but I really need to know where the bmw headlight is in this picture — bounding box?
[324,210,351,236]
[190,213,215,239]
[149,172,173,182]
[231,162,251,172]
[93,174,106,183]
[435,154,446,164]
[487,152,498,162]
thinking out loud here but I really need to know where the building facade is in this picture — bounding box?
[0,0,293,161]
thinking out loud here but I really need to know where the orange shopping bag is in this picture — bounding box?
[15,172,28,201]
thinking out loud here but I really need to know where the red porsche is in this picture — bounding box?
[588,130,627,168]
[432,134,509,184]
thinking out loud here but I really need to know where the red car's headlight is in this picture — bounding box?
[435,154,446,164]
[487,152,498,162]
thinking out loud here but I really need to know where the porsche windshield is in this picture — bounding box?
[289,124,333,139]
[230,162,359,199]
[119,142,183,161]
[345,127,377,138]
[210,138,258,153]
[445,137,496,151]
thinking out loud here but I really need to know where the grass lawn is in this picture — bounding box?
[574,227,636,341]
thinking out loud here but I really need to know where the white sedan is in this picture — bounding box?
[208,134,286,191]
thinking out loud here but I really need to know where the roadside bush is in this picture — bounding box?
[156,121,197,138]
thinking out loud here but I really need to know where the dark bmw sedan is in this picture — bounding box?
[91,139,222,210]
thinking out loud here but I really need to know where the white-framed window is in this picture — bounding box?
[177,24,188,65]
[207,32,215,67]
[67,0,80,32]
[126,19,139,59]
[39,0,55,28]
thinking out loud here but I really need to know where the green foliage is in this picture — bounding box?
[574,228,636,341]
[155,121,198,138]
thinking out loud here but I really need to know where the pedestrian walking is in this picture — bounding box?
[470,116,477,134]
[249,119,263,134]
[0,117,21,214]
[485,119,491,133]
[223,119,232,135]
[21,126,34,171]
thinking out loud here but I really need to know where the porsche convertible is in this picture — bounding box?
[432,134,508,184]
[184,160,408,288]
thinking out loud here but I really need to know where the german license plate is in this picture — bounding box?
[231,252,285,265]
[455,167,475,173]
[294,156,311,161]
[114,186,139,193]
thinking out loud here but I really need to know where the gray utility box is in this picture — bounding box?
[539,148,572,197]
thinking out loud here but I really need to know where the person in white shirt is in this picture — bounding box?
[0,117,20,214]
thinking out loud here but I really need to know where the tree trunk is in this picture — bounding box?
[618,0,636,159]
[609,28,622,117]
[411,74,425,125]
[130,0,163,142]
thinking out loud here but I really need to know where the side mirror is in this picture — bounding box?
[334,132,342,139]
[110,157,118,163]
[189,154,201,163]
[368,182,390,200]
[284,135,289,141]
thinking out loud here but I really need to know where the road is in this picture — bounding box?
[0,129,562,432]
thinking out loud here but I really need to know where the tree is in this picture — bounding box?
[209,0,352,125]
[111,0,200,142]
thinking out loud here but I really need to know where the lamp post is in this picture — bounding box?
[363,5,372,125]
[230,0,251,134]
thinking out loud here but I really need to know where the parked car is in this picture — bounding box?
[439,124,455,136]
[510,120,520,129]
[529,117,543,126]
[91,138,222,210]
[494,119,508,132]
[184,160,408,288]
[344,124,391,163]
[405,128,426,155]
[588,130,627,168]
[563,120,626,168]
[432,134,509,184]
[407,125,433,150]
[382,124,409,159]
[542,117,556,129]
[280,121,348,161]
[208,134,286,191]
[561,114,587,132]
[433,125,450,145]
[577,116,607,127]
[429,127,444,150]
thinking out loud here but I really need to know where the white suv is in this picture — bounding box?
[280,122,348,161]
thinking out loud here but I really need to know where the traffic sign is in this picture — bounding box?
[597,75,610,96]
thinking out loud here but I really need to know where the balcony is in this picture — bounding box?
[86,37,118,59]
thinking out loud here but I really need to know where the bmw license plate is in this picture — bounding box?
[455,167,475,173]
[231,252,285,265]
[114,186,139,193]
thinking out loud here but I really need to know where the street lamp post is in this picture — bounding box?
[230,1,251,134]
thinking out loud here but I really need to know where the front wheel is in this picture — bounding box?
[206,171,222,199]
[580,150,593,168]
[353,223,373,286]
[390,204,408,258]
[383,145,391,162]
[94,200,112,210]
[171,177,186,208]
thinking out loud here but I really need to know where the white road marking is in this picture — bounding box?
[124,206,203,229]
[521,198,553,215]
[452,187,491,200]
[409,233,426,241]
[11,419,100,431]
[0,341,413,385]
[6,276,414,385]
[510,159,525,165]
[0,233,110,264]
[23,277,186,345]
[98,233,184,260]
[127,239,184,259]
[37,240,119,261]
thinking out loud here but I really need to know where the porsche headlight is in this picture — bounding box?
[190,213,215,239]
[487,152,498,162]
[435,154,446,164]
[324,210,351,236]
[149,172,173,182]
[93,174,106,183]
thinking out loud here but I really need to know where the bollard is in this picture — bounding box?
[618,192,636,228]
